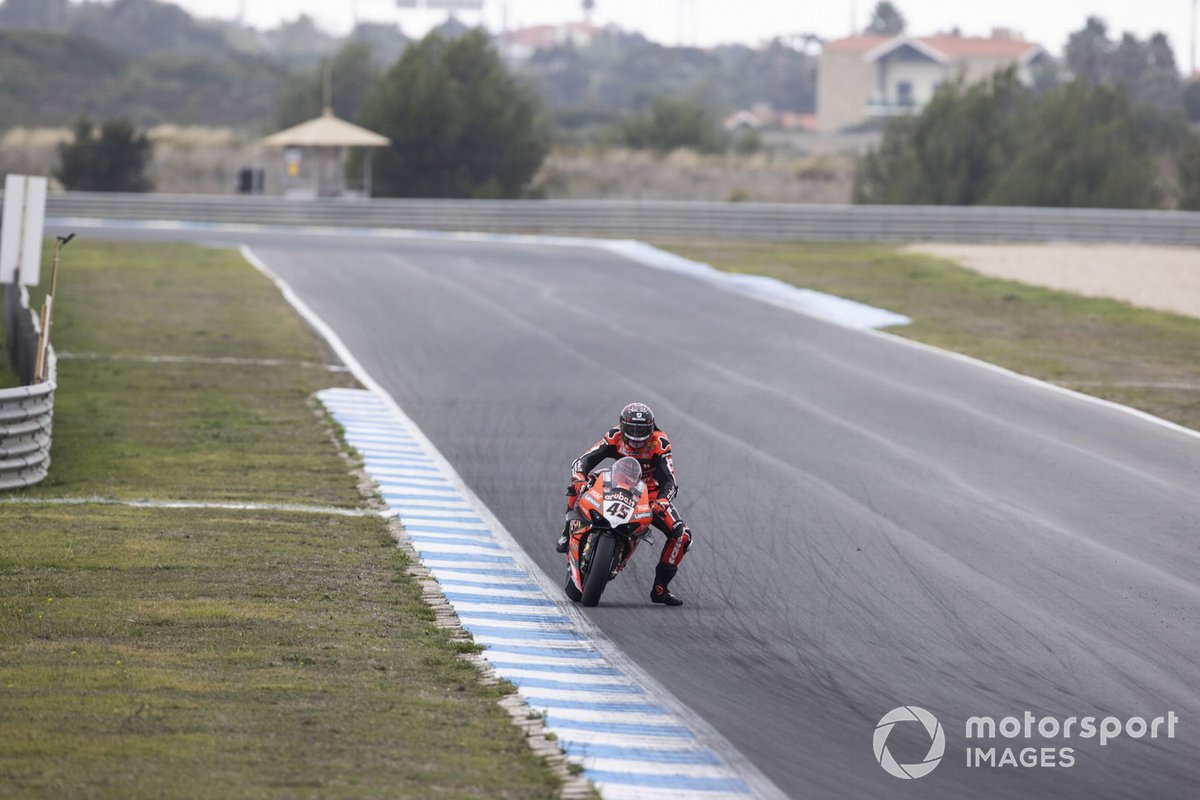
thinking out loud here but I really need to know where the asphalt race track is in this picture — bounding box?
[79,226,1200,798]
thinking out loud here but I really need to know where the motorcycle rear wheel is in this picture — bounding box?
[581,534,617,607]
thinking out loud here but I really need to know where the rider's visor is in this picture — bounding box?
[621,420,653,445]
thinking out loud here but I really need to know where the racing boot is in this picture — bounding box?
[555,519,570,553]
[650,563,683,606]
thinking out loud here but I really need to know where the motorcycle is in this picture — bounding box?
[563,456,655,607]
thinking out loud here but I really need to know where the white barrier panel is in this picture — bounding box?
[0,175,48,285]
[0,283,55,490]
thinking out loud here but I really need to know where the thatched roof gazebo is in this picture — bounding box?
[263,108,390,198]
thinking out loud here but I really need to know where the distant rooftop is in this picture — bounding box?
[262,109,389,148]
[499,21,610,57]
[825,31,1042,63]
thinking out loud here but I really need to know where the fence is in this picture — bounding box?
[1,282,55,490]
[39,193,1200,245]
[2,193,1195,488]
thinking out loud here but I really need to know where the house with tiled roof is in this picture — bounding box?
[500,22,607,61]
[816,29,1050,132]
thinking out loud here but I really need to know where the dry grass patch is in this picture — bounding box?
[533,146,854,202]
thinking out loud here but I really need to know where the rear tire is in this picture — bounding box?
[564,573,582,602]
[580,534,617,607]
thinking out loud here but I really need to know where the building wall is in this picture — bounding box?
[878,55,947,107]
[817,50,877,132]
[819,42,1038,131]
[959,56,1017,83]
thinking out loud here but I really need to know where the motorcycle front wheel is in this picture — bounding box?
[564,572,583,602]
[580,533,617,607]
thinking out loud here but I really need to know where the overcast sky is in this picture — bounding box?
[170,0,1198,66]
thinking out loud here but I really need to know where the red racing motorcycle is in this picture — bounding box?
[563,456,656,607]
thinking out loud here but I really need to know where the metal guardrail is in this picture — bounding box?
[34,192,1200,245]
[1,192,1190,485]
[2,283,56,490]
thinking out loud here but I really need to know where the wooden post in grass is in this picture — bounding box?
[34,233,74,383]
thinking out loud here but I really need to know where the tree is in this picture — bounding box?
[1110,33,1147,91]
[65,0,230,59]
[262,14,341,64]
[854,69,1030,205]
[1064,16,1112,85]
[0,0,69,29]
[55,117,153,192]
[854,73,1160,209]
[349,21,409,68]
[274,42,382,130]
[1179,134,1200,210]
[864,2,905,36]
[1185,81,1200,122]
[852,116,920,203]
[1057,18,1184,151]
[356,30,549,198]
[1064,20,1182,108]
[621,96,726,154]
[986,82,1159,209]
[1147,32,1177,72]
[1027,58,1063,97]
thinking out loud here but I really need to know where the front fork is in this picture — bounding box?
[572,523,612,576]
[568,518,594,572]
[570,521,640,579]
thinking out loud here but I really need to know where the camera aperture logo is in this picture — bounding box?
[873,706,946,779]
[874,705,1181,779]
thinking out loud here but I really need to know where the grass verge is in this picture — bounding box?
[0,240,562,799]
[658,240,1200,433]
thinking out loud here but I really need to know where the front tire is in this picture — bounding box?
[580,534,617,607]
[564,573,582,602]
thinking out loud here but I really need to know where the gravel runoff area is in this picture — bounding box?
[908,243,1200,320]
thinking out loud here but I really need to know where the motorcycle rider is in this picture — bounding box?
[557,402,692,606]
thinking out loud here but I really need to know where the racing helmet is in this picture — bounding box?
[619,403,655,449]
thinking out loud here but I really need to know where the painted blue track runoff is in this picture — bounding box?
[563,742,724,765]
[454,611,573,624]
[435,579,542,592]
[482,643,606,659]
[419,552,518,565]
[319,387,756,799]
[522,698,669,714]
[442,592,557,608]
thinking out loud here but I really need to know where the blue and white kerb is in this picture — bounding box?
[319,387,756,800]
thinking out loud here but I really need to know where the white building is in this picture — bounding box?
[817,31,1049,132]
[499,22,607,61]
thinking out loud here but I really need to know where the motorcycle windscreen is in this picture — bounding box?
[610,456,642,491]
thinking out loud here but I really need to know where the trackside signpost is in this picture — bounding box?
[35,233,74,383]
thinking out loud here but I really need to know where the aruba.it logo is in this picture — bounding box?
[874,706,946,779]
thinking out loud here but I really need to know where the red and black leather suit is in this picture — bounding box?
[566,426,692,569]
